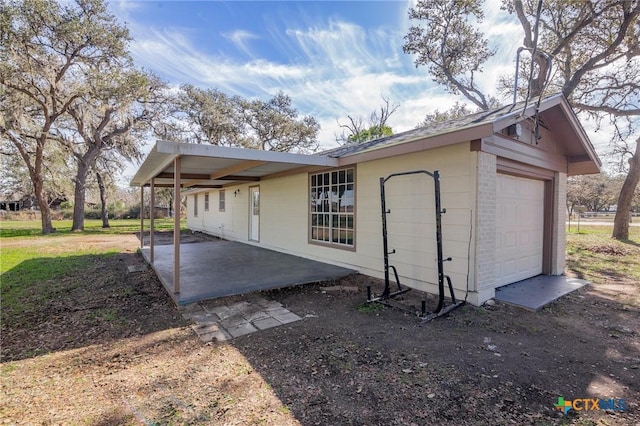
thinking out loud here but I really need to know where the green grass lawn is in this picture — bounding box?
[0,218,184,314]
[566,225,640,284]
[0,218,184,238]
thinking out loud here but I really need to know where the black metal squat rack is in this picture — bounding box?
[366,170,464,321]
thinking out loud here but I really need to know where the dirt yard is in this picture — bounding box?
[1,231,638,425]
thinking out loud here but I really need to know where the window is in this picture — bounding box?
[193,194,198,217]
[204,193,209,212]
[310,168,355,247]
[219,190,226,212]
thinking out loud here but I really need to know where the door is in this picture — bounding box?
[495,174,545,286]
[249,186,260,241]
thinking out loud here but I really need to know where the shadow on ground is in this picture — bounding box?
[1,251,189,362]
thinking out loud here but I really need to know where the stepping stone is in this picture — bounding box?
[244,309,271,322]
[252,317,281,330]
[127,265,148,273]
[203,305,232,320]
[273,312,302,325]
[225,321,258,338]
[199,327,232,343]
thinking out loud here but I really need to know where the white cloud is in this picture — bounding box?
[119,2,607,159]
[124,15,442,149]
[222,30,260,58]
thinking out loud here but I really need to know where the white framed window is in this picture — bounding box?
[219,190,226,212]
[310,168,355,248]
[204,193,209,212]
[193,194,198,217]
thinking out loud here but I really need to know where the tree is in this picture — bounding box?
[167,88,320,153]
[417,101,476,127]
[168,84,242,146]
[95,170,109,228]
[0,0,130,234]
[1,105,75,212]
[336,96,400,144]
[347,125,393,144]
[404,0,640,239]
[566,173,619,214]
[613,138,640,239]
[237,92,320,152]
[63,69,166,231]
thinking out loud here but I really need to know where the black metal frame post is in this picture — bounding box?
[367,170,464,321]
[378,177,406,299]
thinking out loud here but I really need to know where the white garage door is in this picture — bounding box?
[495,174,545,286]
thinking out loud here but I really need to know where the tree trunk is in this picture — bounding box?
[71,144,101,231]
[8,131,56,234]
[612,138,640,240]
[71,159,91,232]
[32,136,55,235]
[96,171,110,228]
[33,175,55,235]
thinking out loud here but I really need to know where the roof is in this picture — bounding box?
[130,141,338,188]
[322,94,600,168]
[130,93,600,187]
[322,104,516,158]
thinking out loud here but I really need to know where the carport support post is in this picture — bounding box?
[150,178,155,263]
[173,156,181,294]
[140,187,144,249]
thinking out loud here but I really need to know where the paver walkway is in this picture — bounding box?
[179,294,302,342]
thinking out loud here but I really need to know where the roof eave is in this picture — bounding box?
[130,140,339,188]
[336,122,494,165]
[557,99,602,171]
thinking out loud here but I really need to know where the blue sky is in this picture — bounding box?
[109,0,625,181]
[109,0,534,153]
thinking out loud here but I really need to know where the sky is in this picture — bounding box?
[106,0,609,180]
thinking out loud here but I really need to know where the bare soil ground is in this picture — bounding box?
[1,231,638,425]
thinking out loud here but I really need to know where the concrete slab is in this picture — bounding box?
[141,240,354,305]
[494,275,589,311]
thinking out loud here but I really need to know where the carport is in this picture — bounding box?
[131,140,353,304]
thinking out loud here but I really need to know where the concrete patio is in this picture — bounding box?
[494,275,589,311]
[141,239,355,305]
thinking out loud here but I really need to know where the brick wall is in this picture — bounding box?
[473,152,497,303]
[552,172,567,274]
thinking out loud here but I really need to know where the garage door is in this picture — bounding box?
[495,174,544,286]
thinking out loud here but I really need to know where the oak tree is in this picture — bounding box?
[404,0,640,239]
[63,69,166,231]
[0,0,130,233]
[169,87,320,153]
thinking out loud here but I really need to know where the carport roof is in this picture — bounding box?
[130,140,339,188]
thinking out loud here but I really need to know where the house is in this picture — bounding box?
[131,94,600,306]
